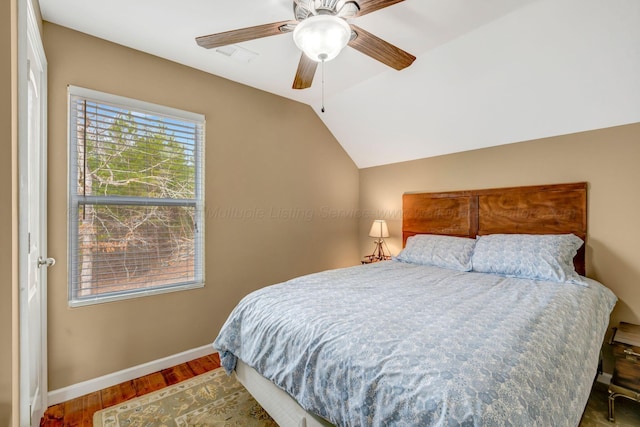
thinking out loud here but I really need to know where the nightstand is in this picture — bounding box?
[361,255,391,264]
[608,322,640,421]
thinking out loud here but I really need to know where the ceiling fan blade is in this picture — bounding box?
[355,0,405,17]
[348,25,415,70]
[292,53,318,90]
[196,20,297,49]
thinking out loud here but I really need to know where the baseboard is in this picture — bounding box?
[48,344,215,406]
[47,347,614,407]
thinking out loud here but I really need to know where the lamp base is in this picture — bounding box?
[362,254,391,264]
[366,240,391,262]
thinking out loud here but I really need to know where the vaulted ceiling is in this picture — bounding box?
[39,0,640,168]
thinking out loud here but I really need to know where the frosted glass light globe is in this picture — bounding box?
[293,15,351,62]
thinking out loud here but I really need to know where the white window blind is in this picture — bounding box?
[68,86,205,306]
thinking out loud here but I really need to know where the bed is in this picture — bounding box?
[213,182,617,426]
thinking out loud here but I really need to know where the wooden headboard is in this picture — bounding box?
[402,182,587,275]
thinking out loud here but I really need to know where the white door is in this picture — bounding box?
[19,1,50,426]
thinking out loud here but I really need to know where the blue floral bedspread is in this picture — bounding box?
[213,261,616,426]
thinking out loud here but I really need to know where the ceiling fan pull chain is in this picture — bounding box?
[321,58,325,113]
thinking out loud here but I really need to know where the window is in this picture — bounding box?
[68,86,204,306]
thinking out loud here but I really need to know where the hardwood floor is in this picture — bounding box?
[40,353,220,427]
[41,352,640,426]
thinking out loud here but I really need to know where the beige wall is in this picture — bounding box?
[0,0,9,413]
[0,0,17,425]
[359,123,640,369]
[43,23,360,390]
[0,0,10,418]
[38,15,640,392]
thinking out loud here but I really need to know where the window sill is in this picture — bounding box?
[68,281,205,307]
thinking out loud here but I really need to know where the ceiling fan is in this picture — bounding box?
[195,0,416,90]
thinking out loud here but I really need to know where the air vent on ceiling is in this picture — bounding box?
[216,45,259,63]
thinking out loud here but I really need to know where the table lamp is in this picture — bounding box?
[368,219,390,261]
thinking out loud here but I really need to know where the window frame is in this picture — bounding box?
[67,86,205,307]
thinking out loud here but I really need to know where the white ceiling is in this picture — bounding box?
[39,0,640,168]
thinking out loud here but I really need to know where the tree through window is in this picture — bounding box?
[68,86,204,306]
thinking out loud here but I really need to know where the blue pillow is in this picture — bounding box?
[471,233,586,285]
[396,234,476,271]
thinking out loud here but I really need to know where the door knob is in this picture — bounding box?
[38,257,56,267]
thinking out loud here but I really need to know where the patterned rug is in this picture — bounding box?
[93,367,640,426]
[93,368,277,427]
[580,382,640,427]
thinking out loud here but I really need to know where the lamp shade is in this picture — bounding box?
[369,220,390,238]
[293,15,351,62]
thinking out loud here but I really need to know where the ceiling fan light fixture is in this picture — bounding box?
[293,15,351,62]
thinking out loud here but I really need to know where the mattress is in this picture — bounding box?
[214,261,617,426]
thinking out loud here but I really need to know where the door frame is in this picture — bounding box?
[18,0,48,425]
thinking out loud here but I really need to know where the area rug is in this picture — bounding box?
[92,367,639,427]
[93,368,277,427]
